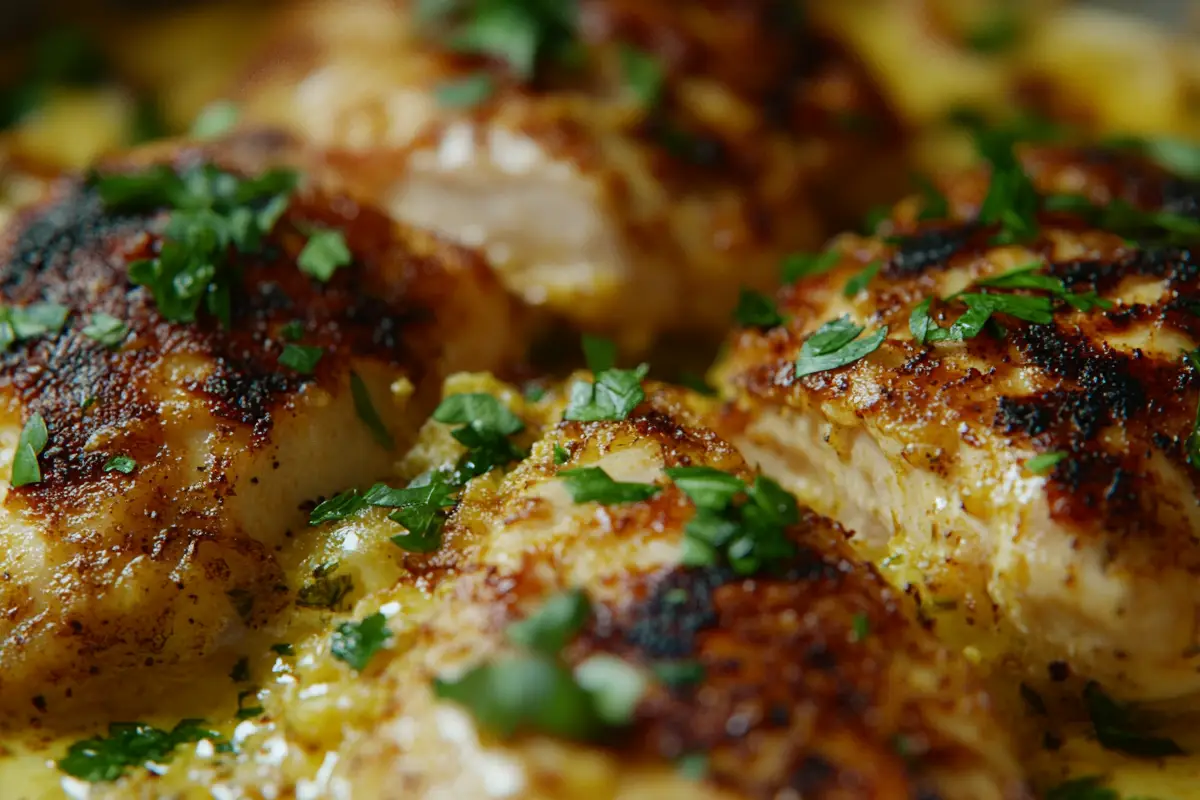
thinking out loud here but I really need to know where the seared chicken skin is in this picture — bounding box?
[717,142,1200,702]
[91,377,1028,800]
[0,135,524,724]
[226,0,902,350]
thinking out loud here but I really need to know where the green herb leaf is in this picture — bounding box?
[559,466,661,505]
[235,689,264,720]
[229,656,251,683]
[581,334,617,373]
[573,654,647,726]
[278,343,323,374]
[279,320,305,341]
[270,643,295,656]
[781,249,840,283]
[948,293,1053,339]
[1026,451,1068,475]
[388,472,458,553]
[908,297,948,345]
[795,317,888,377]
[563,363,649,422]
[435,73,495,108]
[843,260,881,298]
[976,263,1064,292]
[103,455,137,475]
[190,100,240,139]
[309,489,369,525]
[734,288,786,328]
[665,466,745,509]
[915,175,949,221]
[619,45,663,106]
[11,412,48,488]
[1188,349,1200,470]
[965,10,1021,54]
[676,753,709,781]
[1083,681,1184,758]
[851,613,870,642]
[298,229,352,281]
[507,588,592,655]
[433,393,525,439]
[0,301,70,351]
[57,719,229,783]
[553,444,570,465]
[975,130,1040,244]
[296,563,354,610]
[81,312,128,348]
[331,611,390,671]
[350,372,395,450]
[652,660,705,687]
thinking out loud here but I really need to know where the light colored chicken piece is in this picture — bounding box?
[91,378,1029,800]
[0,135,526,725]
[225,0,903,351]
[716,142,1200,702]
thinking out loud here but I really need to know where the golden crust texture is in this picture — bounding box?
[223,0,904,350]
[0,135,527,725]
[716,143,1200,701]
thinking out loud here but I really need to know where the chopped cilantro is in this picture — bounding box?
[434,392,524,440]
[278,343,323,374]
[781,249,840,283]
[915,175,949,221]
[976,263,1064,293]
[279,320,305,341]
[558,467,661,504]
[296,563,354,610]
[435,73,495,107]
[553,443,570,465]
[309,488,372,525]
[235,689,264,720]
[676,753,709,780]
[523,383,546,402]
[948,293,1053,339]
[851,613,870,642]
[388,471,459,553]
[652,660,705,687]
[564,363,649,422]
[0,301,69,351]
[619,45,663,106]
[842,260,881,298]
[795,317,888,377]
[1108,135,1200,180]
[423,0,576,81]
[350,372,395,450]
[189,100,240,139]
[270,643,295,657]
[94,164,298,327]
[57,719,229,783]
[965,10,1021,54]
[734,288,786,328]
[862,205,891,235]
[331,611,390,672]
[1026,451,1068,475]
[229,656,250,683]
[974,129,1039,244]
[665,466,745,508]
[298,229,352,281]
[1083,681,1184,758]
[573,655,648,726]
[909,297,940,345]
[11,413,48,488]
[103,455,137,475]
[580,334,617,373]
[507,588,591,655]
[81,312,128,348]
[1188,349,1200,470]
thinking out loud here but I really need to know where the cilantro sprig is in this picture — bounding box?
[0,302,69,351]
[564,336,649,422]
[795,317,888,377]
[331,611,391,671]
[11,413,48,488]
[1083,681,1183,758]
[57,720,230,783]
[559,466,661,504]
[434,589,647,740]
[666,466,798,576]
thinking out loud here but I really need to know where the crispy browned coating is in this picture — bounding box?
[0,135,527,724]
[225,0,904,350]
[716,143,1200,701]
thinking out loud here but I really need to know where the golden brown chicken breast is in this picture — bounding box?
[0,134,526,725]
[225,0,903,351]
[716,137,1200,702]
[58,376,1028,800]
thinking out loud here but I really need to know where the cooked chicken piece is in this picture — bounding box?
[716,141,1200,702]
[225,0,903,351]
[0,134,525,724]
[103,378,1029,800]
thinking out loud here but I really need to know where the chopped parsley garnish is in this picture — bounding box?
[229,656,251,683]
[279,320,305,342]
[781,249,840,283]
[81,312,128,348]
[420,0,577,81]
[506,588,591,655]
[666,467,797,576]
[1107,135,1200,180]
[331,611,390,671]
[295,562,354,610]
[734,288,786,328]
[1188,349,1200,470]
[278,343,323,374]
[794,317,888,377]
[558,466,661,505]
[1026,451,1067,475]
[676,753,709,781]
[11,413,48,488]
[948,293,1053,338]
[297,228,352,281]
[915,175,949,221]
[57,720,229,783]
[862,205,891,235]
[387,471,459,552]
[553,444,570,465]
[270,643,295,656]
[434,392,527,481]
[1044,192,1200,246]
[965,9,1021,54]
[103,455,137,475]
[851,613,870,642]
[1083,681,1184,758]
[974,129,1039,244]
[652,660,705,687]
[94,164,299,327]
[235,689,264,720]
[433,590,647,740]
[435,73,495,107]
[909,297,938,345]
[842,260,881,298]
[619,45,663,106]
[189,100,240,139]
[350,371,395,450]
[0,301,69,351]
[564,337,649,422]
